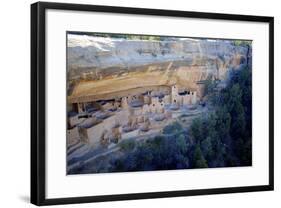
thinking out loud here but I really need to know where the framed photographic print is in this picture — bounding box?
[31,1,274,206]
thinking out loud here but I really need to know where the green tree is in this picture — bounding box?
[163,122,183,135]
[190,118,204,143]
[201,136,214,161]
[193,144,208,168]
[176,134,188,154]
[215,107,231,142]
[204,77,216,96]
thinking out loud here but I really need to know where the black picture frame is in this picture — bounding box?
[31,1,274,206]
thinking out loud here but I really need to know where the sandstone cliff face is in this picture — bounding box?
[67,34,251,101]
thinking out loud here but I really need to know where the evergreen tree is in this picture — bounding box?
[193,144,208,168]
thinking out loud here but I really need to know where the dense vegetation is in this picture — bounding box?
[106,65,252,172]
[109,124,190,172]
[233,40,252,47]
[69,32,252,47]
[68,31,163,41]
[187,66,252,168]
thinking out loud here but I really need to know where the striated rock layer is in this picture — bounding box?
[67,34,251,103]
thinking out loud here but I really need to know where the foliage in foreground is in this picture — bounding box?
[70,65,252,174]
[107,66,252,172]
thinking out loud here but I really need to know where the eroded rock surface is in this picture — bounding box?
[67,35,251,102]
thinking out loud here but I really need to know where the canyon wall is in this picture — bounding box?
[67,34,251,102]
